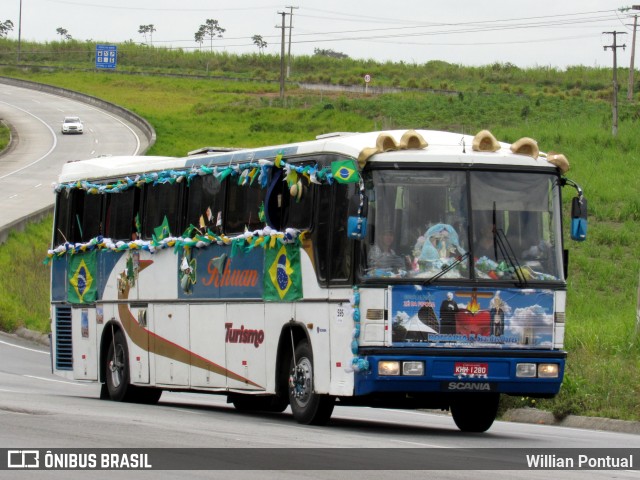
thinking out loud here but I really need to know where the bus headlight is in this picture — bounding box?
[538,363,559,378]
[378,361,400,376]
[516,363,537,378]
[377,361,424,376]
[402,361,424,376]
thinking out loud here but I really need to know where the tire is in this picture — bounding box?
[450,393,500,433]
[231,394,288,413]
[105,330,133,402]
[288,341,335,425]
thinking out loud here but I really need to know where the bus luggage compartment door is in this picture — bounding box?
[71,306,98,380]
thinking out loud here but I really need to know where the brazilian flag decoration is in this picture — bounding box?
[263,243,302,302]
[331,159,360,184]
[68,251,98,304]
[152,215,171,244]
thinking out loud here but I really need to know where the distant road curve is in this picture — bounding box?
[0,77,156,243]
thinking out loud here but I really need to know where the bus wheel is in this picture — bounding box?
[105,330,132,402]
[450,393,499,432]
[288,341,335,425]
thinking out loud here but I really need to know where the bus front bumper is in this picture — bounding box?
[353,352,566,397]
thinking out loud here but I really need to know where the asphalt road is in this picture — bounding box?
[1,332,638,479]
[0,82,147,230]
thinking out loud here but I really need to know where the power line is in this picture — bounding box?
[152,13,620,49]
[41,0,281,12]
[301,7,619,28]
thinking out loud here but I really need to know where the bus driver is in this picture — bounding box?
[368,228,406,272]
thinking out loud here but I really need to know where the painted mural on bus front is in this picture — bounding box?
[389,285,554,348]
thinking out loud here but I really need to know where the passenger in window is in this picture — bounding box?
[368,228,407,273]
[474,222,496,259]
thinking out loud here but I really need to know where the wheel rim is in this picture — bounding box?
[290,356,313,408]
[109,344,125,388]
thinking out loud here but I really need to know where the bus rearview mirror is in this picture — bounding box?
[347,194,367,240]
[570,196,587,241]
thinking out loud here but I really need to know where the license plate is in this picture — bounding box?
[454,362,488,376]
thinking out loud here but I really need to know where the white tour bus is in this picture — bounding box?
[49,129,587,432]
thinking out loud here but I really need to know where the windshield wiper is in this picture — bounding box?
[492,202,528,287]
[423,252,469,286]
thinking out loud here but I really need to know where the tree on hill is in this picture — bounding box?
[195,19,225,52]
[138,24,156,46]
[195,30,205,50]
[0,20,14,38]
[56,27,72,40]
[252,34,267,54]
[313,48,349,59]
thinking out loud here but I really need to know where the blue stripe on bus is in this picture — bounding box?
[354,355,565,396]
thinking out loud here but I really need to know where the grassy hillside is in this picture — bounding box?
[0,121,9,151]
[0,44,638,422]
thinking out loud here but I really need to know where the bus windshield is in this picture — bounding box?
[359,169,563,283]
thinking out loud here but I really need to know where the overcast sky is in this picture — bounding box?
[4,0,638,69]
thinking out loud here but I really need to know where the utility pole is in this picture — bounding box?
[629,6,640,101]
[285,6,298,78]
[277,11,286,101]
[603,31,627,136]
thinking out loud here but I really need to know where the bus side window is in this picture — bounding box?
[105,189,139,240]
[141,183,183,240]
[265,168,314,231]
[287,182,313,230]
[53,191,73,246]
[78,192,103,242]
[315,182,354,285]
[185,175,224,231]
[54,190,103,244]
[225,180,266,234]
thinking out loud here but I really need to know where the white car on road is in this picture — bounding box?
[61,116,83,134]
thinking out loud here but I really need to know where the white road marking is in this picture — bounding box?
[0,100,57,179]
[0,339,48,355]
[23,375,93,387]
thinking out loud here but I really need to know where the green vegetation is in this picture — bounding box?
[0,121,9,151]
[0,41,638,422]
[0,217,51,333]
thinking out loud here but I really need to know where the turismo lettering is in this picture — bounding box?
[225,323,265,348]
